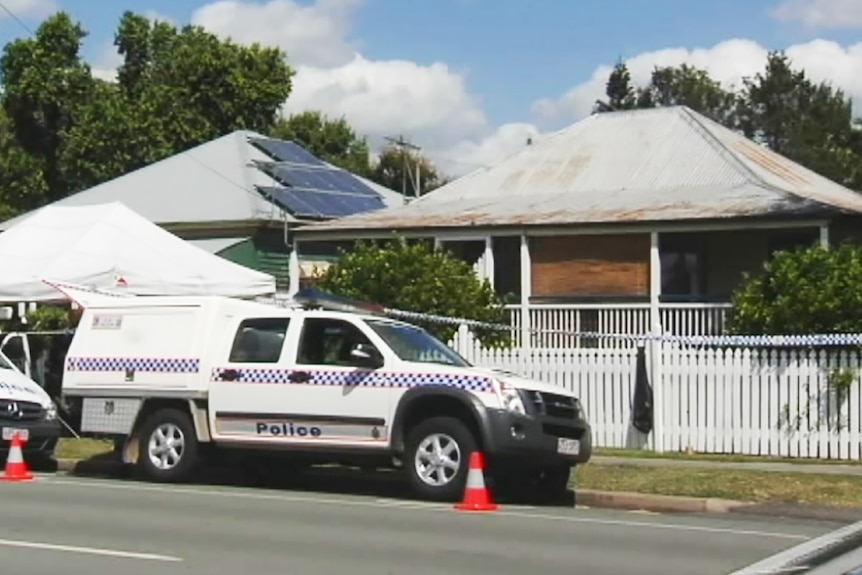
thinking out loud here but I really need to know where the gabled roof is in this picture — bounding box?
[0,130,403,232]
[296,106,862,236]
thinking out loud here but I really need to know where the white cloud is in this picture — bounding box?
[432,122,541,178]
[86,1,862,180]
[532,39,769,126]
[190,0,505,175]
[281,55,488,152]
[191,0,361,68]
[0,0,58,20]
[532,38,862,128]
[771,0,862,29]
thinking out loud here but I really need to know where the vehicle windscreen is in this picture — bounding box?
[365,319,472,367]
[0,351,18,371]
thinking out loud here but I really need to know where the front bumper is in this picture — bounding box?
[0,419,61,456]
[484,408,593,466]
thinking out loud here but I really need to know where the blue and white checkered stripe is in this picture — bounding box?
[211,368,494,393]
[67,357,200,373]
[383,307,862,348]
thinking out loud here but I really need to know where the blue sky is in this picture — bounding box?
[0,0,859,174]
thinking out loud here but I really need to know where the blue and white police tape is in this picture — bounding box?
[382,307,862,348]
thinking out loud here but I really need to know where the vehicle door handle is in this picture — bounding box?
[288,371,311,383]
[220,369,239,382]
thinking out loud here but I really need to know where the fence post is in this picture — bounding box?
[649,338,665,453]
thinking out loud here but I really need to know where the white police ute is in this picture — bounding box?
[54,282,592,502]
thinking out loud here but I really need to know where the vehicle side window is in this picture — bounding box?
[297,318,378,367]
[228,318,290,363]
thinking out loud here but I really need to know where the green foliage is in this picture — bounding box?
[728,242,862,335]
[315,239,510,348]
[0,10,294,218]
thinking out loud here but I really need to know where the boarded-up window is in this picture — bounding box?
[530,234,649,298]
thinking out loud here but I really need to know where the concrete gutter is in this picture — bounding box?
[575,489,749,514]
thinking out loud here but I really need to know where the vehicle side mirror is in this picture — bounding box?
[350,344,383,368]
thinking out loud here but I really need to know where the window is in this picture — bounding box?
[365,319,471,367]
[297,318,379,367]
[228,318,290,364]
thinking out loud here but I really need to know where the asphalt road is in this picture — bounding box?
[0,473,847,575]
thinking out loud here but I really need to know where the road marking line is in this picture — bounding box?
[0,538,182,562]
[41,477,811,541]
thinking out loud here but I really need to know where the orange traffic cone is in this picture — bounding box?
[0,433,34,482]
[454,451,498,511]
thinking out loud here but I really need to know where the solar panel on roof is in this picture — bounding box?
[257,186,386,220]
[270,166,379,198]
[249,137,327,167]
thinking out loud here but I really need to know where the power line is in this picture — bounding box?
[0,0,33,36]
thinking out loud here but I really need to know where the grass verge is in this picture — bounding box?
[594,447,862,466]
[55,438,113,460]
[575,463,862,508]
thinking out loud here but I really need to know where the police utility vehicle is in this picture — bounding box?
[56,283,592,501]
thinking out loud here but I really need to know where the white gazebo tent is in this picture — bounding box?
[0,201,276,303]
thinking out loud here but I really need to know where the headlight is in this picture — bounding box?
[45,402,57,421]
[574,399,587,421]
[498,381,526,415]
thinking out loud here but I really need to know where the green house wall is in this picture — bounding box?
[216,229,291,290]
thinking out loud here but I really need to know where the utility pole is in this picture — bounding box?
[384,135,422,203]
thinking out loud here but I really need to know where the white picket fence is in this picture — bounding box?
[451,329,862,460]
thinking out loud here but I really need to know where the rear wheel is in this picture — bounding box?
[137,408,199,483]
[404,416,478,502]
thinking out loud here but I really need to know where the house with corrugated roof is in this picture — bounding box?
[293,106,862,344]
[0,130,404,290]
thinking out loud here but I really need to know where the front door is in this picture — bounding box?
[283,316,391,448]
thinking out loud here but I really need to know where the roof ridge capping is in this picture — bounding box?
[678,106,862,214]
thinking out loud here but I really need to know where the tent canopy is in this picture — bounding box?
[0,201,276,302]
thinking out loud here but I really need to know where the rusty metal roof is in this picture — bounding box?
[296,106,862,236]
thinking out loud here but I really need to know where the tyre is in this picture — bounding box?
[137,408,199,483]
[404,416,478,502]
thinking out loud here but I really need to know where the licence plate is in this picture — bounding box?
[2,428,28,441]
[557,437,580,455]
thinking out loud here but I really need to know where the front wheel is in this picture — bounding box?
[137,408,199,483]
[404,416,479,502]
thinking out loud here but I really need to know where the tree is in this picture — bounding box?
[270,111,373,177]
[0,10,295,211]
[0,108,49,220]
[371,144,447,198]
[0,12,95,202]
[314,239,509,347]
[637,64,740,127]
[737,52,862,189]
[728,242,862,335]
[595,60,639,112]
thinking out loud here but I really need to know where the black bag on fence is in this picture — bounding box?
[631,344,654,434]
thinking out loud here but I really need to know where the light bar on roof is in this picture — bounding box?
[291,287,385,315]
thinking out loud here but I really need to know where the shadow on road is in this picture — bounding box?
[51,452,577,508]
